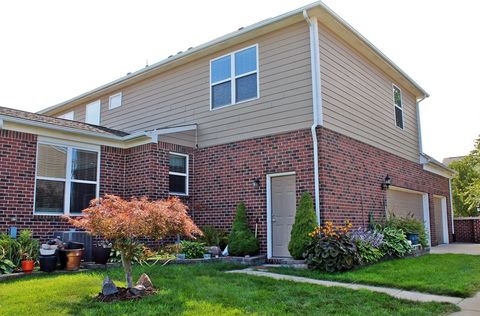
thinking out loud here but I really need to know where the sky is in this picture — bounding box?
[0,0,479,161]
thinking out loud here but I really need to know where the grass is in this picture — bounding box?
[269,254,480,298]
[0,262,457,316]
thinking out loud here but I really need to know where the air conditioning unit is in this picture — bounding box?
[53,230,93,262]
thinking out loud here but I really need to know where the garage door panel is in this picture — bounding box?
[387,190,424,221]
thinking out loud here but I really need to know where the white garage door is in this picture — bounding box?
[387,189,424,221]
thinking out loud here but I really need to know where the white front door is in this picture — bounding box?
[270,174,296,258]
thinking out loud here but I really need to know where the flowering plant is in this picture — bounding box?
[309,221,353,238]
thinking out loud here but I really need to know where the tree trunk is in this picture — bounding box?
[120,250,133,288]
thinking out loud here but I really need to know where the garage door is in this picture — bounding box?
[433,196,448,244]
[387,189,424,221]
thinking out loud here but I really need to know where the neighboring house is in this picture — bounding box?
[443,156,465,166]
[0,2,455,257]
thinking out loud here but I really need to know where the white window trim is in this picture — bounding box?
[392,84,405,130]
[108,92,123,110]
[209,44,260,111]
[33,139,101,216]
[168,152,189,196]
[85,100,101,125]
[58,111,74,120]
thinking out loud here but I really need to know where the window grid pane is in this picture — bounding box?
[35,179,65,213]
[393,87,402,108]
[395,107,403,128]
[169,154,187,173]
[169,174,186,194]
[235,47,257,76]
[212,81,232,108]
[211,55,231,83]
[70,182,96,214]
[236,73,258,103]
[71,149,98,181]
[37,144,67,178]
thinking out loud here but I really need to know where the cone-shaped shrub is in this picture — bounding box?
[288,192,317,259]
[228,202,259,256]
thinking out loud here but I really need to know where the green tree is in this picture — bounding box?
[449,137,480,217]
[228,202,259,256]
[288,192,317,259]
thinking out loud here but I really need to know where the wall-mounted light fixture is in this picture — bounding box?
[252,178,261,188]
[381,175,391,190]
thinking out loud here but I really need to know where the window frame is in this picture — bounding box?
[209,44,260,110]
[58,111,74,120]
[168,152,189,196]
[33,138,101,216]
[85,100,101,125]
[108,92,123,110]
[392,84,404,130]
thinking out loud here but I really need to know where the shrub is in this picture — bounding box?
[288,192,317,259]
[228,202,259,256]
[199,226,229,250]
[0,246,15,274]
[380,226,412,257]
[386,213,428,247]
[305,221,359,272]
[0,234,21,268]
[180,241,206,259]
[109,244,155,265]
[17,230,39,261]
[349,228,384,264]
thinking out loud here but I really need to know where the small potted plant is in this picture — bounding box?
[17,230,38,274]
[92,240,112,264]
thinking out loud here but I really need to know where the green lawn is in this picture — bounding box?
[269,254,480,298]
[0,262,457,316]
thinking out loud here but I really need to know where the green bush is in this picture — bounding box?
[355,241,383,264]
[305,235,359,272]
[0,234,21,268]
[288,192,317,259]
[199,226,229,250]
[380,227,412,257]
[228,202,259,256]
[386,213,428,247]
[180,241,205,259]
[0,246,15,274]
[17,230,39,261]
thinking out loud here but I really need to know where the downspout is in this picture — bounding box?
[449,178,455,237]
[304,10,323,225]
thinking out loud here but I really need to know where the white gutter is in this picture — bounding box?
[304,10,322,225]
[449,178,455,235]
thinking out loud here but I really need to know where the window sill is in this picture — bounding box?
[169,192,188,197]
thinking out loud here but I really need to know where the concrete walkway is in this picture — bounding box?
[431,243,480,255]
[228,268,480,315]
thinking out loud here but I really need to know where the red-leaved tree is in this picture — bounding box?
[67,195,201,288]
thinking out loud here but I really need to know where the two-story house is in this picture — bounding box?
[0,2,454,257]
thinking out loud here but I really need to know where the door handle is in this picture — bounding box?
[272,218,276,222]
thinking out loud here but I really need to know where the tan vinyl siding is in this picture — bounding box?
[59,22,312,148]
[318,24,420,162]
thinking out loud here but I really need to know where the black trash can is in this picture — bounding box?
[39,255,58,273]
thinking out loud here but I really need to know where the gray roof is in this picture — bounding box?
[0,106,129,137]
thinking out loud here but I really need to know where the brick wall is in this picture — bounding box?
[317,127,453,245]
[454,218,480,243]
[192,129,315,252]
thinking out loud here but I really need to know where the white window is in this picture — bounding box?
[210,45,259,109]
[34,141,99,215]
[85,100,101,125]
[169,153,188,195]
[58,111,74,120]
[393,85,404,129]
[109,92,122,110]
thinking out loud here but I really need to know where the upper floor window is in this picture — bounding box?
[210,45,258,109]
[34,142,99,215]
[393,85,404,129]
[58,111,74,120]
[169,153,188,195]
[109,92,122,110]
[85,100,101,125]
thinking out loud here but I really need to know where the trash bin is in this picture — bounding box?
[39,255,58,273]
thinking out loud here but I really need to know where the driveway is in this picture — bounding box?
[431,243,480,255]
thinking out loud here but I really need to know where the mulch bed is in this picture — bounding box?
[95,287,157,302]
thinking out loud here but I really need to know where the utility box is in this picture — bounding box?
[53,231,93,262]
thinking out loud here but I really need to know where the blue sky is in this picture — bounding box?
[0,0,478,161]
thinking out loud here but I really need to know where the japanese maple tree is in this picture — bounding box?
[67,195,201,288]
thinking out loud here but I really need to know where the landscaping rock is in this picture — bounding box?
[102,276,118,296]
[206,246,221,257]
[136,273,154,290]
[129,284,146,296]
